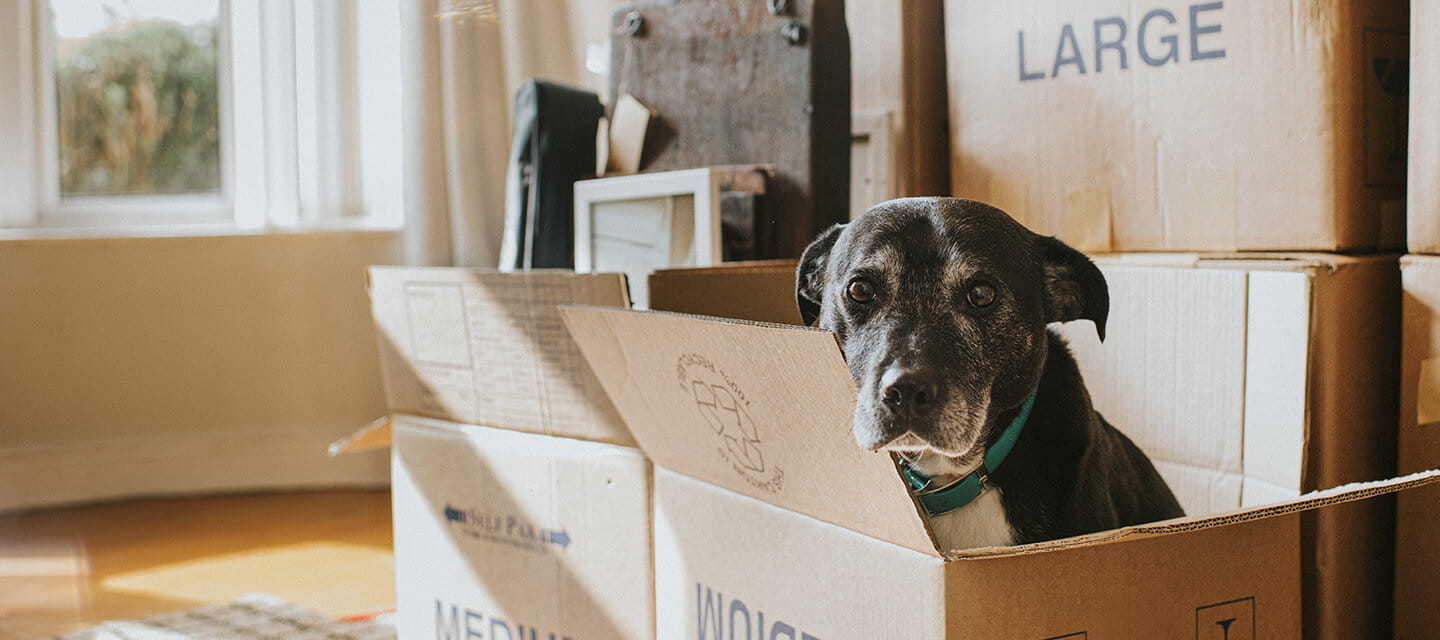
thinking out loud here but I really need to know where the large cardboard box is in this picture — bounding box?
[944,1,1408,252]
[390,415,652,640]
[579,254,1406,639]
[561,303,1430,639]
[1058,253,1402,640]
[368,267,653,640]
[1394,255,1440,638]
[1409,2,1440,254]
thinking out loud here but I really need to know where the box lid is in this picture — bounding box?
[559,305,939,555]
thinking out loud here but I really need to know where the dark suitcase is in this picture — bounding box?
[499,79,604,270]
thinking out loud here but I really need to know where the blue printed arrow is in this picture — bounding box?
[545,529,571,549]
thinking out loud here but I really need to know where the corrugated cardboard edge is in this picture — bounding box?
[327,417,393,456]
[949,468,1440,560]
[1092,251,1388,273]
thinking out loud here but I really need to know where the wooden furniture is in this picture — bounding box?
[608,0,850,259]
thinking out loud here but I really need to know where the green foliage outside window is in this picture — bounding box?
[55,20,221,196]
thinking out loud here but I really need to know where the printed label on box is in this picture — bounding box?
[1195,597,1254,640]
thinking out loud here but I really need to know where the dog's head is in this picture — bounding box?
[796,197,1107,466]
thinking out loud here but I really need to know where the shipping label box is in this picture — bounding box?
[1409,1,1440,253]
[368,268,654,640]
[564,255,1415,639]
[1394,255,1440,639]
[944,1,1408,252]
[390,415,652,640]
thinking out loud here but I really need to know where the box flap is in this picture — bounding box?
[648,260,802,326]
[369,267,635,445]
[559,305,938,555]
[327,417,393,456]
[949,468,1440,560]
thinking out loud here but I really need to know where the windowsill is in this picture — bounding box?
[0,220,404,242]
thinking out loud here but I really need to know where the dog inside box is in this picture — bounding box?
[557,251,1417,638]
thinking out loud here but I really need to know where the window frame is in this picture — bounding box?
[33,0,236,228]
[0,0,404,233]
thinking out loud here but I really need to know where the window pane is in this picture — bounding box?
[50,0,222,197]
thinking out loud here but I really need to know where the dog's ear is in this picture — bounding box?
[796,224,845,326]
[1037,236,1109,341]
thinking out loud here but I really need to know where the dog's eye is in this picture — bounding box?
[966,283,997,308]
[847,278,877,303]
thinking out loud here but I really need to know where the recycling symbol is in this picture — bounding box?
[691,380,765,472]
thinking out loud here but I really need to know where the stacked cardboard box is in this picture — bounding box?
[553,261,1437,639]
[938,1,1412,637]
[365,268,653,640]
[1393,3,1440,636]
[944,0,1407,253]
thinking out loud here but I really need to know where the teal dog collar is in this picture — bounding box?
[899,392,1038,516]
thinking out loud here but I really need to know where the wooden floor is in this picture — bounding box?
[0,490,394,640]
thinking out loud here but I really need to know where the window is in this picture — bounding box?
[0,0,403,231]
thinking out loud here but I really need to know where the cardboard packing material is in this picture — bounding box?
[559,255,1414,639]
[367,267,654,640]
[1409,1,1440,254]
[1393,255,1440,639]
[369,267,634,446]
[944,1,1409,252]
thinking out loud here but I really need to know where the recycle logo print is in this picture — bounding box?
[692,380,764,472]
[676,352,784,493]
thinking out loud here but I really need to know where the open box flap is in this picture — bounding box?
[648,260,802,326]
[949,468,1440,560]
[327,417,393,456]
[368,267,635,445]
[559,305,939,556]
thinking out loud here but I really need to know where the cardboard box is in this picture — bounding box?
[1410,2,1440,254]
[368,267,634,445]
[561,303,1432,639]
[390,415,653,640]
[1057,253,1402,640]
[573,255,1404,639]
[366,267,654,640]
[1393,255,1440,638]
[944,1,1408,252]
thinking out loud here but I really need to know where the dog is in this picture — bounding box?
[795,197,1183,551]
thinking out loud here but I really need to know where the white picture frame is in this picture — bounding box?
[574,167,728,308]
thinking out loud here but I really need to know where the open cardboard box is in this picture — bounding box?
[554,256,1433,638]
[364,267,655,640]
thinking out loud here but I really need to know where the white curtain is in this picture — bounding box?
[399,0,625,267]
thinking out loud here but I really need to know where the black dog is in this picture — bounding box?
[796,197,1183,550]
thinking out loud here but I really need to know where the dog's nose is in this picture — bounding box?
[879,368,943,419]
